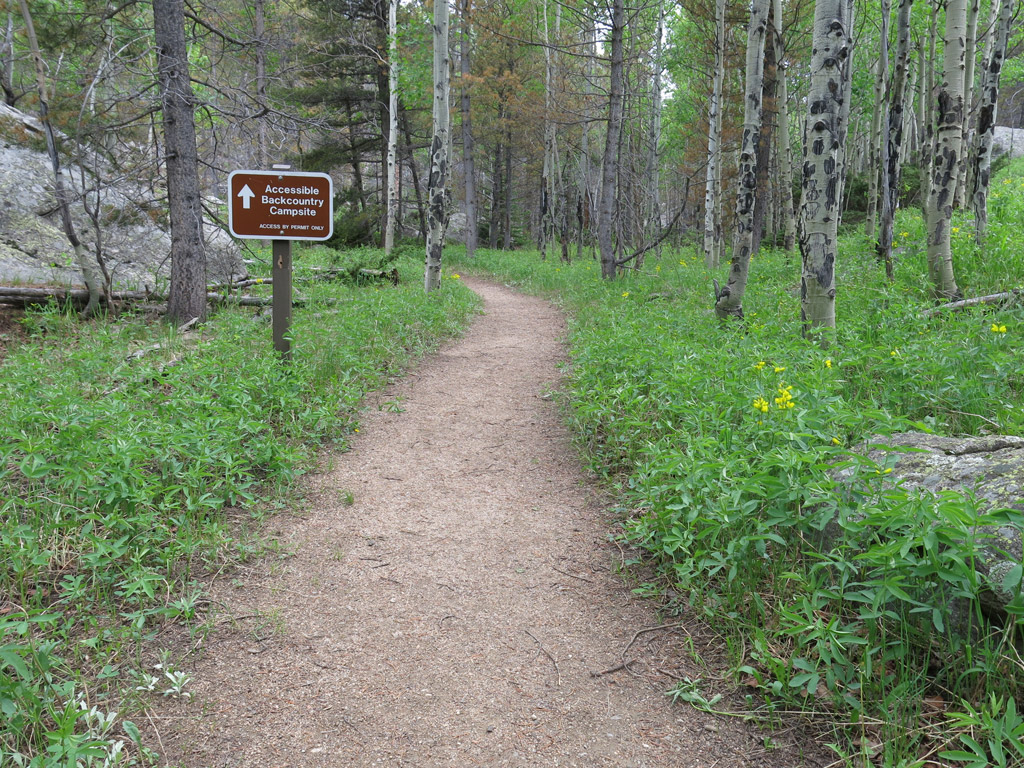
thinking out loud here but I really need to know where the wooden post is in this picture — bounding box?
[272,239,292,362]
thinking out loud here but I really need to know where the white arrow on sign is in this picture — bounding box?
[237,184,255,209]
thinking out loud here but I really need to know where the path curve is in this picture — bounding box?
[151,278,822,767]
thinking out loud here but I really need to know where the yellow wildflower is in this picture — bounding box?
[832,437,841,445]
[774,366,786,373]
[991,323,1007,333]
[891,349,899,357]
[773,385,795,410]
[824,359,832,369]
[622,291,630,298]
[753,397,769,413]
[900,232,909,238]
[452,273,461,279]
[952,227,960,234]
[754,361,767,371]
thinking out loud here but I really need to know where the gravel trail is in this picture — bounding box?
[150,277,825,767]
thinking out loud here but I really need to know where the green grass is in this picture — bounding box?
[0,249,478,766]
[449,159,1024,766]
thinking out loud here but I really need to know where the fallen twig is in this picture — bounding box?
[525,629,561,686]
[621,621,686,661]
[589,659,638,677]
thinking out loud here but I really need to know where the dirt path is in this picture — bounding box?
[151,278,825,767]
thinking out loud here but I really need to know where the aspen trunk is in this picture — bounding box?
[920,3,939,205]
[714,0,770,319]
[703,0,726,269]
[878,0,913,280]
[954,0,981,208]
[598,0,624,279]
[153,0,207,323]
[972,0,1012,244]
[799,0,853,333]
[866,53,885,238]
[384,0,400,254]
[772,0,796,253]
[641,0,664,266]
[924,0,966,300]
[539,0,557,259]
[458,0,477,258]
[424,0,450,292]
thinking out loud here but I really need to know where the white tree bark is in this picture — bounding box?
[954,0,981,208]
[772,0,796,253]
[424,0,450,292]
[799,0,854,332]
[458,0,477,259]
[703,0,726,269]
[971,0,1012,244]
[924,0,966,300]
[640,0,664,267]
[714,0,770,319]
[878,0,914,280]
[384,0,400,255]
[598,0,624,279]
[540,0,556,258]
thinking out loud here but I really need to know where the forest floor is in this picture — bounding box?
[0,307,26,362]
[144,278,831,767]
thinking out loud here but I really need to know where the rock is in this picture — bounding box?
[831,432,1024,630]
[993,127,1024,160]
[0,102,246,290]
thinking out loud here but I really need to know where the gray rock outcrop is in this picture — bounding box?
[831,432,1024,627]
[0,102,245,290]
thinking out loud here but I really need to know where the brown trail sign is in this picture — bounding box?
[228,170,334,241]
[227,169,335,362]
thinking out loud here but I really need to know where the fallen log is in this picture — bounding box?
[923,288,1023,316]
[0,286,312,310]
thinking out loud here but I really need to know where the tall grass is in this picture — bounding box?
[0,250,478,766]
[450,159,1024,766]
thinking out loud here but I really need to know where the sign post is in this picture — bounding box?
[228,168,333,361]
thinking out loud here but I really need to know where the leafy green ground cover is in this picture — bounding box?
[0,250,478,766]
[450,161,1024,766]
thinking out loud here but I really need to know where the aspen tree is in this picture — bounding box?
[972,0,1013,244]
[458,0,477,259]
[598,0,625,279]
[703,0,726,269]
[799,0,854,332]
[924,0,966,301]
[425,0,451,292]
[384,0,400,255]
[714,0,770,319]
[772,0,796,254]
[878,0,914,281]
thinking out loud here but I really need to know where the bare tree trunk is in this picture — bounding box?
[490,135,503,248]
[920,2,939,205]
[866,52,885,238]
[799,0,853,333]
[878,0,913,281]
[539,0,557,259]
[254,0,268,168]
[641,0,664,267]
[17,0,102,318]
[458,0,478,258]
[972,0,1012,244]
[154,0,206,323]
[401,108,428,238]
[925,0,966,300]
[714,0,770,318]
[384,0,400,254]
[751,0,779,253]
[772,0,796,253]
[598,0,625,279]
[954,0,981,208]
[703,0,725,269]
[503,120,512,250]
[425,0,450,292]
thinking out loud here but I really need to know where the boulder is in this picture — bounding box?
[0,102,246,290]
[831,432,1024,626]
